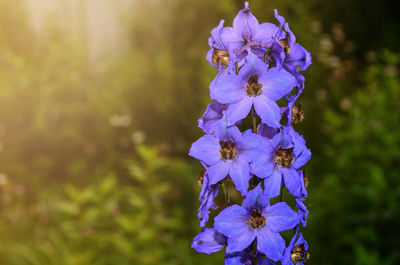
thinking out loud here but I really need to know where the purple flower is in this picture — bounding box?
[281,23,312,72]
[214,185,299,261]
[198,101,226,134]
[279,23,312,91]
[189,127,263,195]
[282,229,310,265]
[225,251,276,265]
[197,101,240,141]
[212,52,296,128]
[191,228,227,254]
[207,20,238,73]
[191,3,312,264]
[250,128,311,198]
[197,165,219,227]
[223,3,286,65]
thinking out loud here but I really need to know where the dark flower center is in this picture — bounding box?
[212,48,230,67]
[290,243,310,263]
[291,104,304,123]
[274,148,294,167]
[280,38,290,55]
[246,75,262,96]
[247,209,266,229]
[219,141,238,160]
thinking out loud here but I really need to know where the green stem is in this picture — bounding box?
[251,107,257,133]
[279,185,284,202]
[251,240,257,265]
[235,61,239,75]
[221,183,229,204]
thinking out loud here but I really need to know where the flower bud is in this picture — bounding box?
[291,104,304,123]
[291,243,310,263]
[212,48,230,67]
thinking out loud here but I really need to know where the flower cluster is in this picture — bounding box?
[190,3,311,264]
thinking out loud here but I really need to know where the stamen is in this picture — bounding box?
[247,209,266,229]
[212,48,230,67]
[280,38,290,55]
[219,141,238,160]
[291,243,310,263]
[274,148,294,167]
[291,104,304,123]
[246,75,262,96]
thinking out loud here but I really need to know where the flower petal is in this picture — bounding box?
[236,132,264,162]
[296,233,309,250]
[197,173,219,227]
[271,129,293,149]
[258,123,278,139]
[282,229,299,265]
[226,229,257,253]
[229,158,251,196]
[286,43,312,72]
[209,19,226,48]
[242,184,269,212]
[191,228,226,254]
[189,135,221,166]
[263,202,299,232]
[282,167,302,197]
[208,160,231,185]
[253,95,281,128]
[198,102,225,135]
[254,22,278,41]
[259,68,296,101]
[240,52,269,77]
[251,156,274,179]
[264,167,282,198]
[292,147,311,169]
[225,252,253,265]
[283,23,296,49]
[212,74,244,104]
[226,96,253,126]
[296,199,309,227]
[257,228,285,261]
[273,9,285,33]
[233,4,259,41]
[214,205,250,238]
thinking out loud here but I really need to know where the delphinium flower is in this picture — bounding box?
[191,227,227,254]
[279,23,312,92]
[189,126,263,196]
[282,228,310,265]
[211,52,296,128]
[190,2,312,264]
[250,127,311,198]
[197,101,239,141]
[214,185,298,261]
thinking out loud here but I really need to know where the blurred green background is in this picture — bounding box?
[0,0,399,264]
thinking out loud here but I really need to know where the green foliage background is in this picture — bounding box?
[0,0,399,264]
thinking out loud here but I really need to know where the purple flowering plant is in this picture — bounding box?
[190,3,311,264]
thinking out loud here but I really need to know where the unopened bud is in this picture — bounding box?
[291,104,304,123]
[291,243,310,264]
[212,48,230,67]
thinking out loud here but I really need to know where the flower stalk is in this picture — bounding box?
[190,2,312,264]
